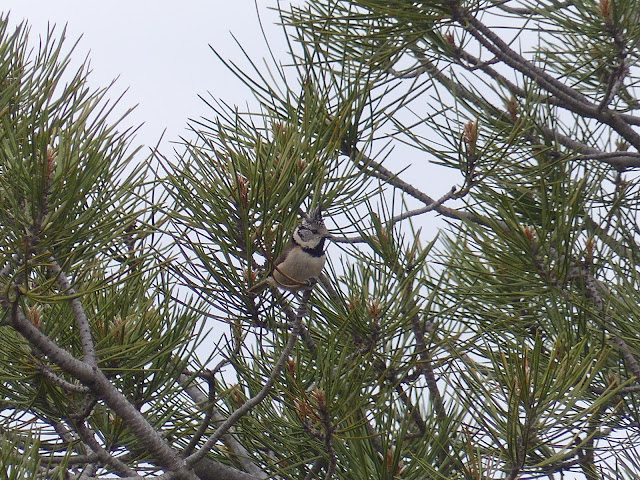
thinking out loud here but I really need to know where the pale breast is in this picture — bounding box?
[270,248,326,290]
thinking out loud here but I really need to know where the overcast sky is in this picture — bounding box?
[3,1,460,207]
[4,1,282,151]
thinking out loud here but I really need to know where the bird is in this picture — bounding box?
[248,211,330,294]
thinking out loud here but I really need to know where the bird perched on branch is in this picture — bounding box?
[248,211,330,294]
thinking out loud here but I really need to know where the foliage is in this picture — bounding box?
[2,0,640,478]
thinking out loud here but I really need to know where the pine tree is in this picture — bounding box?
[2,0,640,478]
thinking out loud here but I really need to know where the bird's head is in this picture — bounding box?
[294,210,330,249]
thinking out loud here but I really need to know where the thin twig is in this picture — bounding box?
[458,12,591,108]
[0,255,16,279]
[344,146,494,228]
[531,238,640,386]
[209,328,244,382]
[76,463,97,480]
[410,313,447,426]
[182,374,217,458]
[599,60,629,111]
[315,392,336,480]
[449,39,638,137]
[177,370,268,479]
[37,363,91,393]
[185,288,310,468]
[331,186,460,244]
[394,382,428,437]
[580,267,640,382]
[272,288,318,356]
[48,453,99,465]
[575,151,640,169]
[76,422,140,477]
[387,64,429,79]
[599,19,629,111]
[304,458,328,480]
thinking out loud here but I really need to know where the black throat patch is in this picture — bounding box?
[298,237,325,258]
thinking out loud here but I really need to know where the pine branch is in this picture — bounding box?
[48,258,98,367]
[5,300,198,480]
[36,363,91,394]
[332,187,460,244]
[345,146,493,227]
[457,10,640,150]
[409,36,640,171]
[177,370,268,479]
[185,287,310,468]
[76,422,140,477]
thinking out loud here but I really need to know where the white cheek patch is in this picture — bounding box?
[298,230,311,242]
[293,229,316,248]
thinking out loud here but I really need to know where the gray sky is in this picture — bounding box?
[3,0,459,205]
[4,1,281,150]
